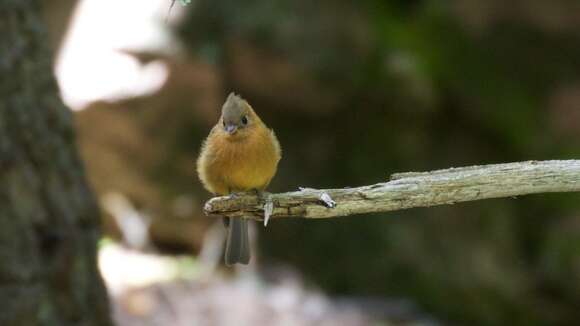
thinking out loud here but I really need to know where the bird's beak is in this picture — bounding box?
[225,124,238,134]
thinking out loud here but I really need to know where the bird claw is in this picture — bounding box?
[228,190,275,226]
[227,192,240,200]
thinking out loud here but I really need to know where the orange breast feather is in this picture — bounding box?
[198,125,281,195]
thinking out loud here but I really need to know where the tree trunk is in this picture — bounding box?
[0,1,112,326]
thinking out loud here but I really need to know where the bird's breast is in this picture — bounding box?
[208,129,280,192]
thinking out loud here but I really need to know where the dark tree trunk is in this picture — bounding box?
[0,1,112,326]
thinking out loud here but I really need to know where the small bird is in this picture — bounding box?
[197,93,281,265]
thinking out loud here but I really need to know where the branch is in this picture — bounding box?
[203,160,580,220]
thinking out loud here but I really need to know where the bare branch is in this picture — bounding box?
[203,160,580,220]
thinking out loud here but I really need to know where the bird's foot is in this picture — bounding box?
[227,192,240,200]
[250,189,265,201]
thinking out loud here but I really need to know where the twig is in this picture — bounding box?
[203,160,580,220]
[165,0,176,24]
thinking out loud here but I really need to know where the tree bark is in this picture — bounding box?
[0,2,112,325]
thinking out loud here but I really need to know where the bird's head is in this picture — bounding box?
[220,93,259,139]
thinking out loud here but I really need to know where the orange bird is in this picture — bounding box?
[197,93,282,265]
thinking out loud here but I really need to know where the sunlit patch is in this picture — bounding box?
[55,0,185,110]
[98,241,199,296]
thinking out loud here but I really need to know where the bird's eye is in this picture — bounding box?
[241,116,248,125]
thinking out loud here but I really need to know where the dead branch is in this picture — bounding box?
[203,160,580,220]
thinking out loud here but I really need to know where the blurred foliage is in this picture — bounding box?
[178,1,580,325]
[71,0,580,325]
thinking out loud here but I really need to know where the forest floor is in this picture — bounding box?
[99,243,438,326]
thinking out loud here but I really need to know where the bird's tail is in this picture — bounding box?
[225,217,250,265]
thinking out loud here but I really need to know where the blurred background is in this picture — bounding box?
[45,0,580,325]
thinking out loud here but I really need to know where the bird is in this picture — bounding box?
[197,93,281,265]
